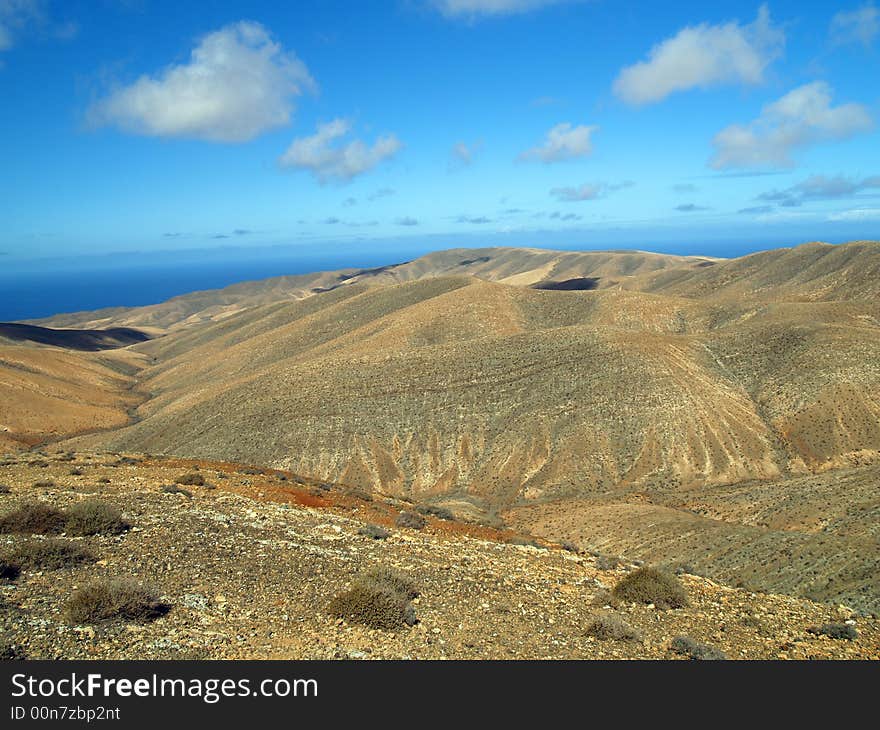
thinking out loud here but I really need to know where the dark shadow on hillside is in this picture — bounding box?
[0,322,150,351]
[532,277,601,291]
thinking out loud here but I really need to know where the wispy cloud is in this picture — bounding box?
[431,1,574,19]
[395,216,419,226]
[737,205,774,215]
[827,207,880,221]
[830,3,879,47]
[342,197,357,207]
[450,140,482,168]
[457,215,493,224]
[518,122,598,163]
[675,203,711,212]
[710,82,873,169]
[756,174,880,207]
[89,22,315,142]
[550,180,633,201]
[672,183,698,193]
[613,5,784,105]
[368,187,395,201]
[279,118,403,183]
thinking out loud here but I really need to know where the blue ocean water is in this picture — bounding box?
[0,248,426,322]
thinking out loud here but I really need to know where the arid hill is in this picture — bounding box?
[7,240,880,612]
[1,451,876,660]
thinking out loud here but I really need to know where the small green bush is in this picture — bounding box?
[358,524,391,540]
[586,612,642,642]
[174,473,205,486]
[0,503,67,535]
[65,578,169,624]
[5,539,97,570]
[395,511,427,530]
[670,635,727,660]
[65,500,129,536]
[612,567,689,609]
[809,623,858,641]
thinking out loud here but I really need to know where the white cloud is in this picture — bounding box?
[613,5,784,106]
[550,180,633,201]
[710,82,873,169]
[279,119,403,183]
[831,3,879,47]
[827,208,880,221]
[90,21,315,142]
[432,1,572,18]
[0,0,43,52]
[518,122,597,163]
[450,140,482,166]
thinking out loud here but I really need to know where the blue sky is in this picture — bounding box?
[1,0,878,266]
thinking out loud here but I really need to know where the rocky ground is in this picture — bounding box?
[1,450,877,660]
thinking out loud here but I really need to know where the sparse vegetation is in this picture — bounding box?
[586,612,641,642]
[0,484,10,494]
[361,566,420,601]
[65,578,169,624]
[415,504,454,521]
[395,511,426,530]
[0,503,67,535]
[670,635,728,660]
[174,473,205,486]
[65,500,129,536]
[809,623,858,641]
[161,485,192,498]
[358,524,391,540]
[613,567,689,609]
[327,565,420,630]
[32,480,55,488]
[5,539,97,570]
[327,582,416,630]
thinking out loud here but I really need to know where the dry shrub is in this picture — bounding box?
[174,473,205,486]
[327,584,415,630]
[808,623,858,641]
[612,567,689,609]
[161,485,192,498]
[358,524,390,540]
[669,635,728,660]
[6,539,97,570]
[65,500,129,536]
[361,566,420,600]
[586,612,642,642]
[0,503,67,535]
[65,578,169,624]
[395,511,427,530]
[327,565,419,630]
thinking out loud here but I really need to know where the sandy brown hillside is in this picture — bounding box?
[30,247,715,333]
[8,240,880,614]
[1,452,876,660]
[0,344,146,452]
